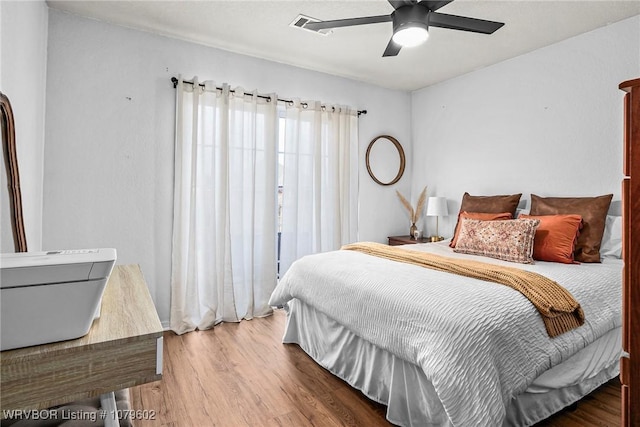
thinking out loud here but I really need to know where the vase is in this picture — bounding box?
[410,222,418,239]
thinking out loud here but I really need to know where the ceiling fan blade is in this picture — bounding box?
[420,1,453,12]
[429,12,504,34]
[382,38,402,57]
[388,0,417,9]
[304,15,392,31]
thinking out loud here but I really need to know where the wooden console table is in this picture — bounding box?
[0,264,163,426]
[388,235,432,246]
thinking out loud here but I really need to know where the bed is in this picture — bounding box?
[268,198,622,426]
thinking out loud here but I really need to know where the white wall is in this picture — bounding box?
[43,9,412,326]
[411,15,640,238]
[0,0,48,252]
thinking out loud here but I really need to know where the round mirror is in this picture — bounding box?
[365,135,405,186]
[1,92,27,252]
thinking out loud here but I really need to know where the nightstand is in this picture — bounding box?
[388,235,431,246]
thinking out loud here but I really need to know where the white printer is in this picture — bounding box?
[0,248,117,351]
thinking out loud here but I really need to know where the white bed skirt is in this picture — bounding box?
[283,299,620,427]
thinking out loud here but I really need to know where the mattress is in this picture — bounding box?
[270,240,622,426]
[283,299,620,427]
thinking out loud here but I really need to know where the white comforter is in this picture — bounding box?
[268,241,622,427]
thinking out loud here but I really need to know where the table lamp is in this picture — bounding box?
[426,197,448,242]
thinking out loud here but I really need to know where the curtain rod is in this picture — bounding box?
[171,77,367,116]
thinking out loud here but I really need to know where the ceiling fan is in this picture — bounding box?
[303,0,504,57]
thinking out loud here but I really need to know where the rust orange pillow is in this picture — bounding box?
[450,211,513,248]
[520,214,583,264]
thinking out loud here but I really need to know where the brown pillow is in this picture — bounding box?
[450,211,513,248]
[519,214,583,264]
[529,194,613,263]
[450,193,522,248]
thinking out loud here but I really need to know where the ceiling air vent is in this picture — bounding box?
[290,15,332,35]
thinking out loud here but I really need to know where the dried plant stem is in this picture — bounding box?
[396,186,427,223]
[396,190,414,221]
[414,186,427,222]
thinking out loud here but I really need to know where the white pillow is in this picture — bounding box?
[600,215,622,259]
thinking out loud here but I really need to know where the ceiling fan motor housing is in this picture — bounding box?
[392,5,429,34]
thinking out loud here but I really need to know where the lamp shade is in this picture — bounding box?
[426,197,448,217]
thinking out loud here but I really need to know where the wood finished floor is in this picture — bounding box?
[130,310,621,426]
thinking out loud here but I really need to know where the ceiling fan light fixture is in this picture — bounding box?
[303,1,504,58]
[391,5,430,48]
[392,25,429,47]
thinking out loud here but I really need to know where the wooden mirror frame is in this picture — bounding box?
[365,135,406,186]
[1,92,28,252]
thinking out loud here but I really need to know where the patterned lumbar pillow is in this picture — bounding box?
[454,218,540,264]
[449,211,513,248]
[449,192,522,248]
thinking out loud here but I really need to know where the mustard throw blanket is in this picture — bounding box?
[342,242,584,337]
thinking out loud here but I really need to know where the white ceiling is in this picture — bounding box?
[46,0,640,91]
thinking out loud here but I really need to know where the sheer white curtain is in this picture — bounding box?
[279,101,359,275]
[170,77,277,334]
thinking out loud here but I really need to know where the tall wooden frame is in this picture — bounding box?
[620,78,640,427]
[1,91,28,252]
